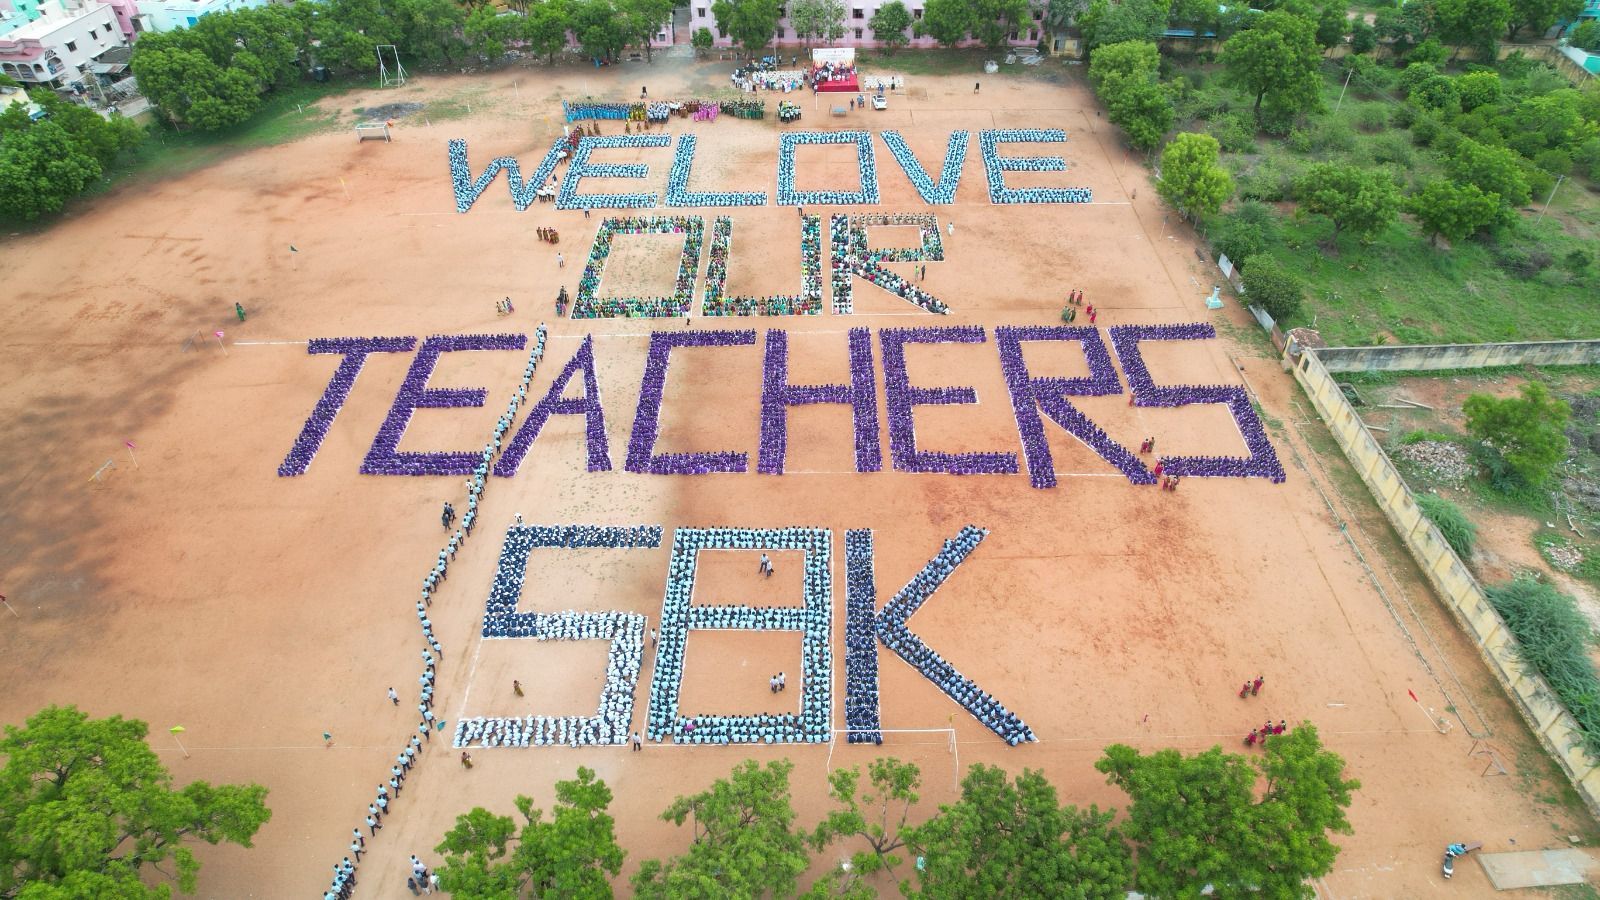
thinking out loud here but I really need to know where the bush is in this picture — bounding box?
[1535,148,1573,176]
[1366,132,1416,168]
[1212,200,1280,263]
[1355,105,1389,133]
[1389,103,1418,130]
[1286,128,1314,154]
[1416,494,1477,558]
[1413,75,1461,114]
[1313,120,1358,153]
[1570,20,1600,53]
[1456,70,1502,111]
[1398,62,1441,96]
[1235,157,1304,202]
[1209,113,1257,153]
[1563,249,1592,274]
[1240,254,1306,322]
[1411,113,1445,146]
[1485,576,1600,762]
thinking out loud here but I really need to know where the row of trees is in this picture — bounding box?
[0,706,272,897]
[433,723,1359,898]
[0,77,144,221]
[128,0,676,130]
[704,0,1035,56]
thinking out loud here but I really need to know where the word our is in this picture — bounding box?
[448,129,1092,213]
[455,524,1034,749]
[278,324,1285,485]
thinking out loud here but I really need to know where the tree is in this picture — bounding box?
[711,0,782,56]
[524,0,575,63]
[1101,72,1174,151]
[1464,381,1572,485]
[465,6,515,59]
[1349,18,1377,53]
[1157,132,1233,220]
[1240,254,1306,322]
[972,0,1033,49]
[1220,11,1324,128]
[1315,4,1347,51]
[899,764,1132,899]
[389,0,469,63]
[1079,0,1172,50]
[1572,19,1600,52]
[1448,138,1532,208]
[0,706,271,897]
[817,0,848,44]
[632,760,809,899]
[573,0,630,61]
[1043,0,1088,37]
[1508,0,1583,38]
[809,758,921,893]
[1456,70,1502,110]
[433,766,625,899]
[1406,179,1502,245]
[1087,38,1160,88]
[1413,74,1462,113]
[130,47,260,130]
[1097,726,1358,899]
[869,0,914,51]
[618,0,676,60]
[0,122,102,222]
[1375,2,1435,54]
[692,25,716,55]
[1295,163,1401,243]
[915,0,974,46]
[790,0,845,45]
[1436,0,1511,56]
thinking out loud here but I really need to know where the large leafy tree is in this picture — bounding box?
[1435,0,1511,56]
[1315,4,1348,50]
[618,0,676,59]
[433,766,625,899]
[972,0,1033,49]
[1448,138,1532,208]
[809,758,922,891]
[1464,381,1572,485]
[869,1,914,52]
[1295,162,1402,242]
[1079,0,1172,49]
[632,760,809,899]
[573,0,630,61]
[916,0,974,46]
[711,0,782,55]
[1089,40,1171,151]
[130,47,260,129]
[1507,0,1584,38]
[0,121,103,222]
[1406,179,1502,246]
[465,6,518,59]
[389,0,468,63]
[1220,10,1323,126]
[0,706,271,897]
[524,0,575,62]
[899,764,1132,898]
[1374,0,1436,53]
[1097,724,1359,898]
[1157,132,1233,220]
[1240,253,1307,322]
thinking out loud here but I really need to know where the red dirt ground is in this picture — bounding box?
[0,57,1592,898]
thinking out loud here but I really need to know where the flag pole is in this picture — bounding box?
[169,726,190,758]
[125,441,139,469]
[214,331,228,356]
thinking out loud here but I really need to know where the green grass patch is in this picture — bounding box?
[1486,576,1600,763]
[1534,530,1600,586]
[857,49,1060,81]
[1401,428,1460,444]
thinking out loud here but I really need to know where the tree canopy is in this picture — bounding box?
[916,0,974,47]
[899,764,1132,899]
[1295,162,1402,242]
[1406,179,1503,246]
[1464,381,1572,485]
[1097,724,1358,898]
[0,706,272,898]
[809,757,921,890]
[1240,254,1307,322]
[1079,0,1172,50]
[632,760,809,899]
[1220,10,1324,128]
[868,1,914,52]
[0,91,142,222]
[1157,132,1233,219]
[433,766,624,899]
[1090,41,1173,152]
[712,0,783,55]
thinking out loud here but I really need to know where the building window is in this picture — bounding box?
[696,6,704,16]
[1034,9,1043,18]
[854,26,862,38]
[913,8,922,18]
[65,40,77,51]
[852,7,863,18]
[88,28,96,37]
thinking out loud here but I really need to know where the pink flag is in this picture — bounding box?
[124,440,136,450]
[215,330,225,339]
[1407,688,1418,702]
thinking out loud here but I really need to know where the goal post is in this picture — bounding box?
[826,727,959,790]
[376,45,406,88]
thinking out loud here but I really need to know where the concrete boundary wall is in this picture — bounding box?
[1317,340,1600,374]
[1290,347,1600,816]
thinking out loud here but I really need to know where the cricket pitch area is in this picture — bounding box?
[0,58,1590,897]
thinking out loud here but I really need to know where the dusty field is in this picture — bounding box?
[0,54,1594,898]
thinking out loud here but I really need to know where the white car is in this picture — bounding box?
[871,94,887,110]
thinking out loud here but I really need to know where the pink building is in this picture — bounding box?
[686,1,1048,50]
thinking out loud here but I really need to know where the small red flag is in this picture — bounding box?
[1407,688,1418,702]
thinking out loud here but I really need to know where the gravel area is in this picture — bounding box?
[1395,440,1473,488]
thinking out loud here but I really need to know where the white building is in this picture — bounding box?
[134,0,268,34]
[0,0,122,88]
